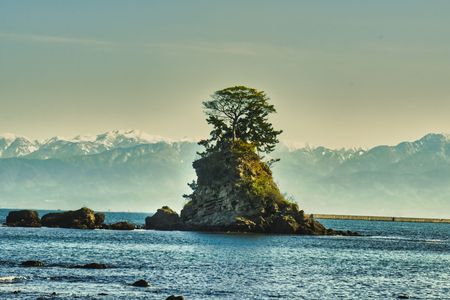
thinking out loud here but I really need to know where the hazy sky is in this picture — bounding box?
[1,0,450,148]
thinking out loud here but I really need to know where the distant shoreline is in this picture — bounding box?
[311,214,450,224]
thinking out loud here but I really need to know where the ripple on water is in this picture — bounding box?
[0,212,450,299]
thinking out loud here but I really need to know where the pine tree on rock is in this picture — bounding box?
[199,86,282,157]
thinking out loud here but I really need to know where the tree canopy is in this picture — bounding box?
[199,86,282,156]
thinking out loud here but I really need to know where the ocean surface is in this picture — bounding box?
[1,210,450,299]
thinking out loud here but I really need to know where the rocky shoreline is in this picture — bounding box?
[4,208,137,231]
[8,258,184,299]
[4,206,358,236]
[145,206,357,236]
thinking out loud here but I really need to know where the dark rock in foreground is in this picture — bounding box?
[166,296,184,300]
[21,260,44,267]
[145,206,182,230]
[41,207,104,229]
[6,210,41,227]
[76,263,108,269]
[132,279,149,287]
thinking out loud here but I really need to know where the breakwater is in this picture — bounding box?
[310,214,450,224]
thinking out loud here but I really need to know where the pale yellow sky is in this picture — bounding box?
[1,1,450,148]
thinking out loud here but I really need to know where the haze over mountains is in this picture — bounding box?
[1,130,449,218]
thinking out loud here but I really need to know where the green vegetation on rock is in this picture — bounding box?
[199,86,282,156]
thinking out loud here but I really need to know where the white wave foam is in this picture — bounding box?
[368,235,446,243]
[0,276,26,283]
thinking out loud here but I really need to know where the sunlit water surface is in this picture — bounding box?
[1,210,450,299]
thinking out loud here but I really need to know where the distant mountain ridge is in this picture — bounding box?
[0,129,192,159]
[273,133,450,218]
[1,131,450,218]
[0,134,40,158]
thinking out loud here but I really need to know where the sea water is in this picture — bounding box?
[1,210,450,299]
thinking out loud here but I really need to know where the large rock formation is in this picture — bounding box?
[6,210,41,227]
[177,142,355,235]
[41,207,104,229]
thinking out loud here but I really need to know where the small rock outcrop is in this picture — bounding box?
[41,207,104,229]
[145,206,182,230]
[21,260,44,267]
[106,222,135,230]
[6,210,41,227]
[132,279,149,287]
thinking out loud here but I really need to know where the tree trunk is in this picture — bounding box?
[232,118,237,143]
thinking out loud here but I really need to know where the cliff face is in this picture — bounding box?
[179,142,350,235]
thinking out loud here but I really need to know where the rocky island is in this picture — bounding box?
[5,210,41,227]
[146,142,354,235]
[146,86,357,236]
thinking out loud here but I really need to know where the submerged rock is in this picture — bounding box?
[132,279,149,287]
[41,207,104,229]
[21,260,44,267]
[76,263,107,269]
[6,210,41,227]
[106,221,135,230]
[145,206,182,230]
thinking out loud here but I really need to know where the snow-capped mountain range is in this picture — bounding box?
[1,130,450,217]
[3,129,450,162]
[0,129,192,159]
